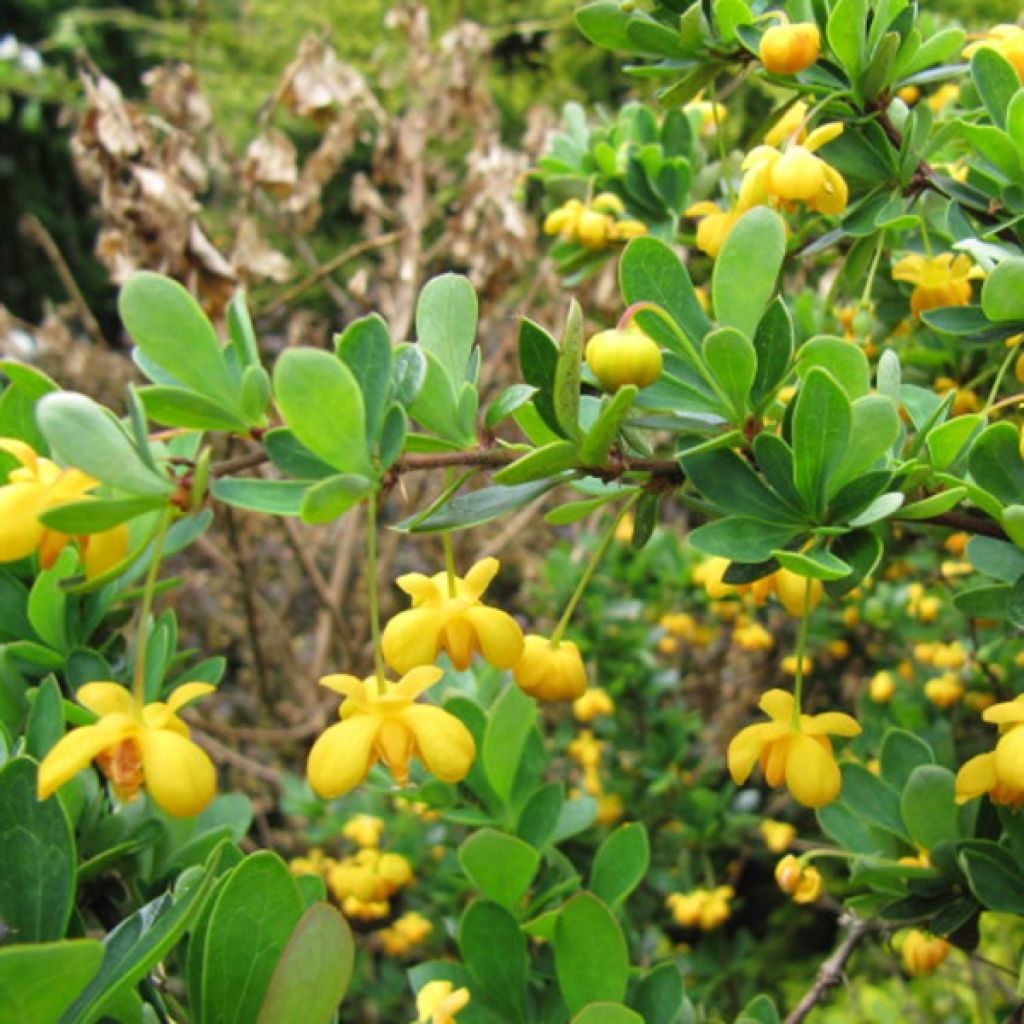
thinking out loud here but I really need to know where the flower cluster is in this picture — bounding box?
[378,911,433,957]
[567,729,622,826]
[543,194,646,249]
[327,849,415,920]
[666,886,734,931]
[891,252,984,318]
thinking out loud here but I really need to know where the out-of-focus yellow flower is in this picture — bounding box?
[0,438,129,578]
[307,667,475,797]
[382,558,523,674]
[694,285,710,313]
[328,848,413,903]
[568,729,603,770]
[693,557,736,600]
[742,123,848,215]
[934,378,982,419]
[867,757,881,775]
[415,980,471,1024]
[585,326,663,392]
[657,635,680,656]
[842,605,859,628]
[940,558,974,578]
[513,634,587,702]
[573,687,614,723]
[932,642,967,671]
[728,689,861,807]
[592,192,625,216]
[543,196,645,249]
[734,621,774,651]
[899,850,931,867]
[610,219,648,241]
[666,886,734,930]
[37,680,215,817]
[956,696,1024,806]
[544,199,584,238]
[378,911,433,956]
[290,847,335,878]
[945,532,968,556]
[760,819,796,853]
[342,813,385,849]
[764,102,808,147]
[578,209,617,248]
[926,83,960,113]
[774,569,823,617]
[892,252,984,318]
[914,642,937,665]
[595,790,624,826]
[826,639,850,660]
[759,19,821,75]
[686,200,744,259]
[898,85,920,105]
[870,671,895,704]
[963,25,1024,80]
[685,93,728,135]
[965,691,996,713]
[343,896,390,920]
[924,673,964,709]
[781,654,813,676]
[901,930,952,975]
[614,512,634,544]
[660,612,696,639]
[775,854,822,903]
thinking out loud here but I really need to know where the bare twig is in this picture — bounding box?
[191,728,284,788]
[785,915,874,1024]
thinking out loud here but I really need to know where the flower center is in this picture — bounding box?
[96,737,145,802]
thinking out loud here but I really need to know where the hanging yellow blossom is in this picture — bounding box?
[901,930,952,975]
[869,670,895,703]
[307,667,476,797]
[760,819,796,853]
[378,911,433,956]
[573,686,614,723]
[666,886,734,930]
[0,438,129,578]
[774,568,823,616]
[763,102,808,147]
[684,93,728,135]
[891,252,984,317]
[727,689,861,807]
[955,696,1024,807]
[415,980,470,1024]
[685,200,745,259]
[37,680,216,818]
[342,813,385,849]
[924,673,964,709]
[759,20,821,75]
[963,25,1024,80]
[774,855,823,903]
[382,558,524,675]
[327,848,413,903]
[513,634,588,702]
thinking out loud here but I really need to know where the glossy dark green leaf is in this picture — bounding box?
[459,829,540,909]
[901,765,959,850]
[555,893,629,1014]
[751,298,793,408]
[458,900,528,1022]
[590,823,649,908]
[968,422,1024,506]
[0,939,102,1024]
[792,368,852,516]
[554,301,584,440]
[300,475,372,525]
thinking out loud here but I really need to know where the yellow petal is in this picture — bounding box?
[982,699,1024,725]
[892,255,925,283]
[381,607,446,675]
[443,616,476,670]
[759,689,794,722]
[83,524,129,580]
[77,682,136,718]
[0,438,39,473]
[785,734,840,808]
[393,665,445,701]
[37,718,135,798]
[463,557,500,599]
[727,722,776,783]
[403,704,476,783]
[394,572,441,605]
[463,606,524,669]
[307,715,382,798]
[49,468,98,502]
[320,673,366,701]
[805,711,861,737]
[955,752,998,804]
[804,122,843,152]
[166,681,216,713]
[0,482,47,562]
[140,728,216,817]
[685,201,723,217]
[995,726,1024,789]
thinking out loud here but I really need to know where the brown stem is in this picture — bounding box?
[785,915,874,1024]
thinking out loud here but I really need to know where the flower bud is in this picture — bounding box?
[760,819,796,853]
[585,326,663,392]
[513,634,588,702]
[869,670,895,703]
[774,854,822,903]
[759,22,821,75]
[901,930,951,975]
[577,209,614,248]
[591,191,625,215]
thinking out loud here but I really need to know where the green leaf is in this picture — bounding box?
[482,685,537,806]
[712,208,786,339]
[619,238,710,360]
[138,386,248,432]
[967,536,1024,582]
[255,904,354,1024]
[263,428,336,480]
[239,366,271,424]
[968,422,1024,506]
[518,319,562,436]
[273,350,372,477]
[838,763,909,841]
[335,314,393,443]
[981,259,1024,323]
[300,475,372,525]
[572,1005,644,1024]
[792,368,852,516]
[590,823,649,908]
[26,678,64,759]
[772,546,851,581]
[119,272,239,407]
[555,893,629,1014]
[416,274,478,388]
[927,415,984,470]
[486,385,537,430]
[492,441,578,485]
[901,765,959,851]
[227,289,260,368]
[827,0,867,81]
[899,487,968,520]
[0,758,75,942]
[960,844,1024,914]
[972,48,1019,130]
[751,298,794,408]
[398,480,556,533]
[211,478,310,516]
[831,395,900,493]
[554,301,584,440]
[200,851,305,1024]
[630,962,687,1024]
[37,393,173,497]
[579,388,637,465]
[681,448,800,522]
[796,337,869,399]
[0,940,102,1024]
[409,351,472,445]
[879,729,935,791]
[459,829,540,909]
[702,328,756,422]
[458,900,528,1022]
[575,1,633,50]
[516,783,564,849]
[40,496,167,534]
[688,518,802,563]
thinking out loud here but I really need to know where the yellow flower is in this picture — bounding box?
[727,689,861,807]
[382,558,524,675]
[901,930,952,975]
[595,790,624,826]
[585,326,663,392]
[764,102,808,147]
[759,20,821,75]
[327,848,412,902]
[924,673,964,709]
[666,887,733,930]
[307,667,476,797]
[591,192,625,216]
[513,634,587,702]
[342,813,385,849]
[963,25,1024,80]
[609,219,647,241]
[774,569,823,617]
[692,556,737,599]
[734,621,774,651]
[781,654,813,676]
[684,93,728,135]
[741,123,848,215]
[869,670,895,704]
[378,911,432,956]
[577,209,616,249]
[955,696,1024,807]
[342,896,390,921]
[891,252,984,318]
[37,680,216,817]
[775,855,822,903]
[932,642,967,670]
[660,612,696,639]
[289,847,335,878]
[898,85,920,105]
[543,199,584,239]
[760,819,796,853]
[925,83,960,114]
[686,201,744,259]
[568,729,603,770]
[0,438,129,578]
[573,687,614,723]
[415,980,470,1024]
